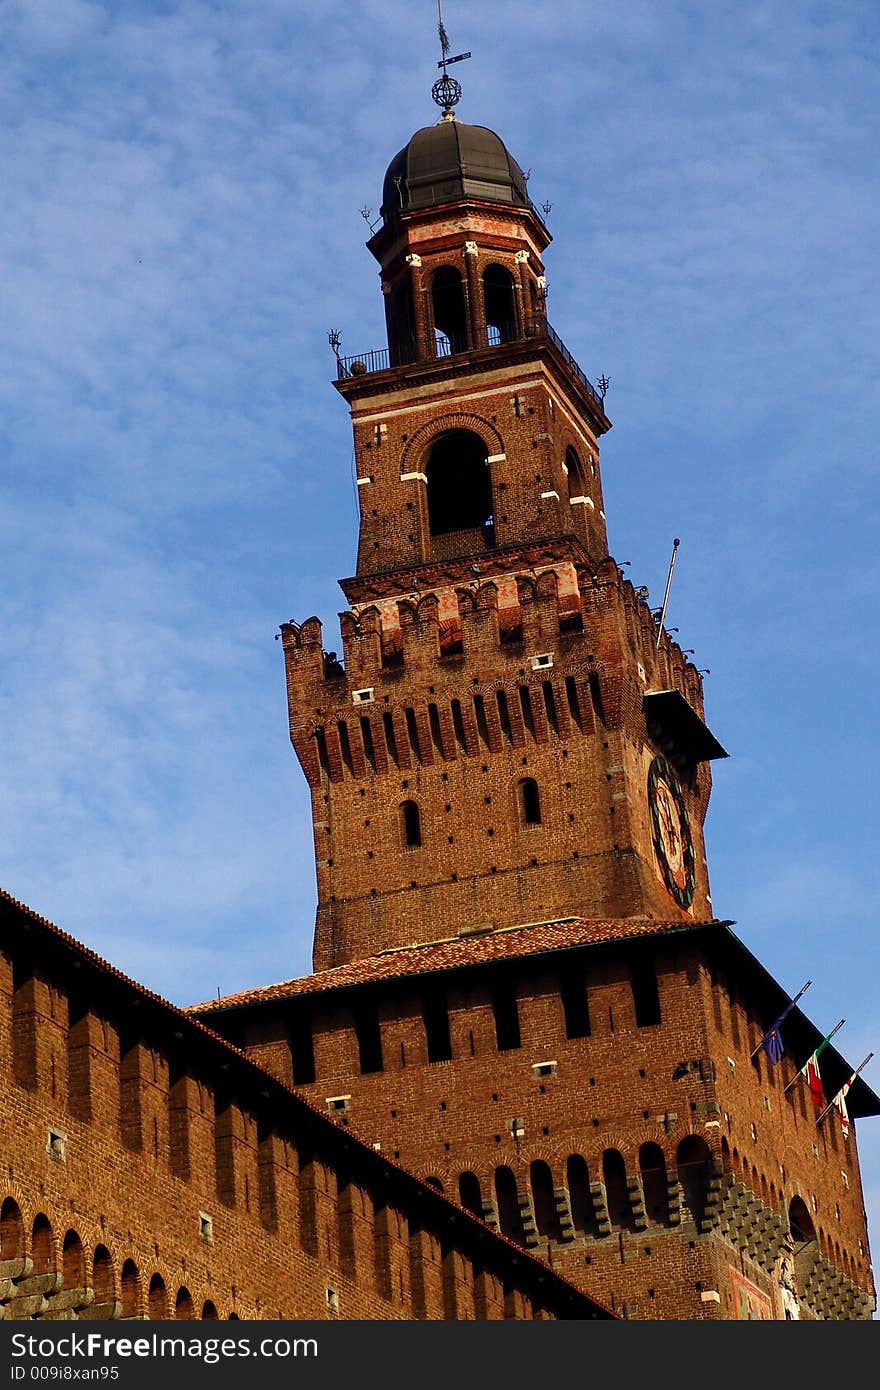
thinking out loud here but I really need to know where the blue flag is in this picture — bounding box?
[754,981,811,1066]
[761,1017,786,1064]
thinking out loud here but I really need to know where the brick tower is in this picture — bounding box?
[198,94,878,1321]
[283,112,725,974]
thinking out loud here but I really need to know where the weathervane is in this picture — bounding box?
[432,0,470,116]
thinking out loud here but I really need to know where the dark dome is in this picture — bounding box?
[381,117,530,221]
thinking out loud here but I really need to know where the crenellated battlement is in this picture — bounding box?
[0,889,609,1322]
[282,558,709,792]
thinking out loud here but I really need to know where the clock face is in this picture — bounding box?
[647,755,695,909]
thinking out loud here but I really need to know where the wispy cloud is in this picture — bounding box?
[2,0,879,1277]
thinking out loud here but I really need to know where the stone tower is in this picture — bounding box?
[200,99,878,1323]
[281,112,726,974]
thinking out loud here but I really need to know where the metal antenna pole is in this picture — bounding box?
[655,537,680,648]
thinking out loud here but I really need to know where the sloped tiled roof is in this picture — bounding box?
[190,915,720,1014]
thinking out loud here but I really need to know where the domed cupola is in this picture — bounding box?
[380,115,531,222]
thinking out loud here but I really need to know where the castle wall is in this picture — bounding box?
[0,892,610,1322]
[200,929,875,1320]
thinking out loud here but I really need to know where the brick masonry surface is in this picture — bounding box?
[0,890,611,1323]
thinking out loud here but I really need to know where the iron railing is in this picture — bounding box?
[336,319,602,406]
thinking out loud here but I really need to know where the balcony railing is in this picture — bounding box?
[335,319,603,407]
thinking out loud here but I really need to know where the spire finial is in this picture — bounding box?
[431,0,470,117]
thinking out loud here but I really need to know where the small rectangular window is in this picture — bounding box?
[46,1126,67,1162]
[532,1061,557,1079]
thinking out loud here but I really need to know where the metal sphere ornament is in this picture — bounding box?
[432,74,462,111]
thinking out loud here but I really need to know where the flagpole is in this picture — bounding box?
[816,1052,874,1126]
[750,980,811,1061]
[783,1019,845,1093]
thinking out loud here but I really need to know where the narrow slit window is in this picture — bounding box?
[354,1003,384,1075]
[492,981,521,1052]
[518,685,535,739]
[401,800,422,848]
[542,681,558,734]
[423,990,453,1063]
[314,727,331,776]
[360,716,376,771]
[405,707,422,762]
[588,672,605,726]
[496,690,513,742]
[519,777,542,826]
[428,702,444,756]
[560,968,591,1038]
[630,956,662,1027]
[382,712,399,767]
[451,699,467,753]
[565,676,582,730]
[289,1013,316,1086]
[337,720,354,775]
[473,694,490,749]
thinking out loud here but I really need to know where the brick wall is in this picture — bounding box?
[199,925,876,1320]
[0,891,610,1322]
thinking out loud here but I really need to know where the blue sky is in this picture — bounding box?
[2,0,879,1285]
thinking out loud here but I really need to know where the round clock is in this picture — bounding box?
[647,755,695,909]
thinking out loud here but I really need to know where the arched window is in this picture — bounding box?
[788,1196,815,1246]
[121,1260,141,1319]
[175,1286,194,1320]
[602,1149,634,1232]
[530,1161,559,1240]
[202,1300,219,1321]
[565,446,587,502]
[0,1198,24,1260]
[62,1230,85,1290]
[483,264,517,345]
[458,1172,483,1217]
[148,1273,168,1320]
[31,1215,54,1274]
[426,430,493,537]
[566,1155,599,1238]
[92,1245,114,1304]
[432,267,467,356]
[789,1196,817,1293]
[495,1167,524,1242]
[387,281,415,366]
[401,800,422,848]
[676,1136,712,1228]
[518,777,542,826]
[425,1176,444,1193]
[638,1143,669,1226]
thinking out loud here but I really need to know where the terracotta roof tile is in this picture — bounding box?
[190,915,722,1013]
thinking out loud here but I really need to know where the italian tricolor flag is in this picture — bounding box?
[798,1036,832,1109]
